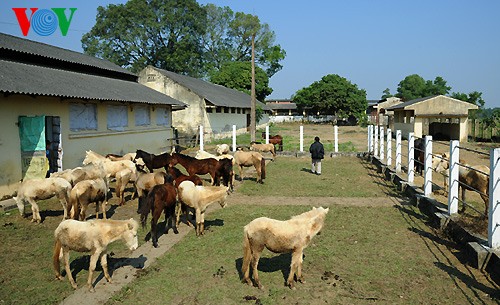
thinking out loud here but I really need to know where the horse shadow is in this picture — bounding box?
[85,204,118,220]
[144,217,179,243]
[39,209,64,222]
[235,253,292,284]
[67,254,147,286]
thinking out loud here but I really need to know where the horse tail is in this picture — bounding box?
[140,191,153,228]
[53,238,62,279]
[241,227,252,280]
[260,158,266,180]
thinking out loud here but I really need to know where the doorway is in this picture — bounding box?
[18,115,62,179]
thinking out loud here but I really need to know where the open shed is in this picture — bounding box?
[386,95,478,142]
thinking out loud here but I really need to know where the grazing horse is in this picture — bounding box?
[53,218,138,292]
[134,149,172,173]
[250,142,276,158]
[242,207,329,289]
[176,181,229,236]
[139,183,178,247]
[261,132,283,151]
[234,150,266,183]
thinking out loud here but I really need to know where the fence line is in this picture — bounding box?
[368,126,500,250]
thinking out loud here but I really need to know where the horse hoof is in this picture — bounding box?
[153,242,159,248]
[173,229,179,234]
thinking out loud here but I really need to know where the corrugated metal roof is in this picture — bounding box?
[0,59,186,107]
[0,32,135,77]
[150,66,270,110]
[266,102,297,110]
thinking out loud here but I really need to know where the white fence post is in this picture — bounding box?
[488,148,500,249]
[396,130,402,173]
[387,128,392,166]
[199,125,204,151]
[265,125,269,144]
[334,125,338,153]
[368,125,372,153]
[232,125,236,152]
[448,140,460,215]
[408,132,414,183]
[374,125,379,157]
[424,135,433,196]
[379,126,384,161]
[300,125,304,152]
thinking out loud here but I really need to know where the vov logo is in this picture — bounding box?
[12,8,77,36]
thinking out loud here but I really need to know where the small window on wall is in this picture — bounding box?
[157,107,169,126]
[70,103,97,131]
[107,104,128,131]
[206,107,213,113]
[134,105,150,126]
[216,107,222,113]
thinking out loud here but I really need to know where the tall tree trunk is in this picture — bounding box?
[250,33,256,142]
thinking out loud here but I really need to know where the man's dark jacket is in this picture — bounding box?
[309,141,324,159]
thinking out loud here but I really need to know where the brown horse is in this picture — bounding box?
[134,149,172,173]
[234,150,266,183]
[167,166,204,187]
[169,153,233,189]
[139,182,178,248]
[262,132,283,151]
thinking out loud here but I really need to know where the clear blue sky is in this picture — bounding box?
[1,1,499,107]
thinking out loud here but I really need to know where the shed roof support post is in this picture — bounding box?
[448,140,460,215]
[488,148,500,249]
[374,125,379,157]
[300,125,304,152]
[232,125,236,152]
[387,128,392,166]
[408,132,414,183]
[396,130,402,173]
[334,125,338,153]
[424,135,433,196]
[199,125,204,151]
[379,126,384,160]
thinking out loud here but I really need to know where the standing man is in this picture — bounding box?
[309,136,324,175]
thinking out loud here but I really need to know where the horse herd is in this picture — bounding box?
[14,136,327,291]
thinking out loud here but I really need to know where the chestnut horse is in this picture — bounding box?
[261,132,283,151]
[169,153,233,190]
[139,182,178,247]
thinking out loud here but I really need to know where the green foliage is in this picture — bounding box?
[209,61,272,101]
[381,88,393,99]
[451,91,485,108]
[293,74,367,120]
[82,0,207,75]
[83,2,286,79]
[395,74,451,101]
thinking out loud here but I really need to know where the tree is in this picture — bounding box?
[210,61,273,102]
[451,91,485,109]
[395,74,450,101]
[202,5,286,78]
[293,74,367,121]
[381,88,393,99]
[82,0,207,75]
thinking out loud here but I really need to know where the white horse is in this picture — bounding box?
[83,150,136,178]
[53,218,138,292]
[242,207,329,289]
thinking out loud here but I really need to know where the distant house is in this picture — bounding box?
[386,95,478,141]
[138,66,270,140]
[369,97,403,127]
[265,99,300,123]
[0,33,185,198]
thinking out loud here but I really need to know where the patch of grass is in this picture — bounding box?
[237,157,395,197]
[108,204,499,304]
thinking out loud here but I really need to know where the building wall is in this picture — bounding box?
[138,67,270,141]
[0,95,173,198]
